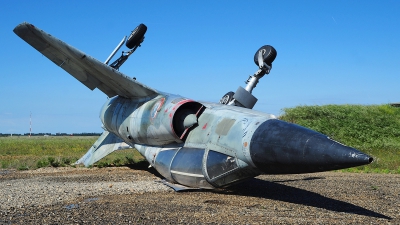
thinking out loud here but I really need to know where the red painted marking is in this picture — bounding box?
[202,123,208,129]
[172,99,194,111]
[157,98,165,112]
[180,128,189,139]
[169,113,172,118]
[195,105,204,116]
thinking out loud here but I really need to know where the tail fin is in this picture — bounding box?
[75,131,131,167]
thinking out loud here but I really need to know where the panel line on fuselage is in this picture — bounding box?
[170,170,204,178]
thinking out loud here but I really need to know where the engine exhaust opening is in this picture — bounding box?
[172,101,204,139]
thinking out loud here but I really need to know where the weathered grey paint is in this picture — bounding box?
[14,22,373,190]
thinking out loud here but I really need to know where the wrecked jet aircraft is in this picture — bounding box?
[14,22,373,191]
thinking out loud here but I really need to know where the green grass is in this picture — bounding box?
[1,104,399,174]
[280,104,400,174]
[0,136,145,170]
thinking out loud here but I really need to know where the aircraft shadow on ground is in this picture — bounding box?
[124,166,390,220]
[222,177,391,220]
[125,162,164,178]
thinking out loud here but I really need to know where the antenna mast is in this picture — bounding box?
[29,112,32,137]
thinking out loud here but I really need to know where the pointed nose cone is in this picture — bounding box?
[250,119,373,174]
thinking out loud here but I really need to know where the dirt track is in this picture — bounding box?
[1,166,399,224]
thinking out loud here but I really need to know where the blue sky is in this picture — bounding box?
[1,0,399,134]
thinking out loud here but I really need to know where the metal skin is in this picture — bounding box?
[14,22,373,190]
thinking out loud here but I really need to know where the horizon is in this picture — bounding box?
[3,102,399,135]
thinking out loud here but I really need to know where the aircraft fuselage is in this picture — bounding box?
[101,94,372,189]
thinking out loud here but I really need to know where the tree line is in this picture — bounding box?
[0,132,102,137]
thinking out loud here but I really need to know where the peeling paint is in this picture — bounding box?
[215,118,235,136]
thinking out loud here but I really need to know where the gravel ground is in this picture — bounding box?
[0,166,399,224]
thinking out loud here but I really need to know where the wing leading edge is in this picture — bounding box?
[13,22,158,99]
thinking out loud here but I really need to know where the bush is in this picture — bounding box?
[48,157,60,167]
[125,156,135,164]
[96,161,111,168]
[36,159,49,168]
[18,164,29,170]
[113,158,122,166]
[62,158,71,165]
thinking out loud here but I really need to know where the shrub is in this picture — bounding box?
[36,159,49,168]
[18,164,29,170]
[48,157,60,167]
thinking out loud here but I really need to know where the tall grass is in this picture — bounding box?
[0,136,144,170]
[280,104,400,173]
